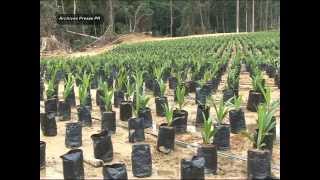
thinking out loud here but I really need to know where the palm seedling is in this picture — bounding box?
[208,97,230,126]
[163,104,174,126]
[63,74,74,101]
[175,85,186,111]
[201,114,217,144]
[100,86,114,112]
[79,83,89,107]
[124,79,134,102]
[159,79,166,97]
[226,95,243,111]
[251,71,264,93]
[115,67,126,92]
[46,78,56,99]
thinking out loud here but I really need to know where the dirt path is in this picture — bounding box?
[41,32,249,58]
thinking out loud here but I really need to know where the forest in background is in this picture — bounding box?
[40,0,280,50]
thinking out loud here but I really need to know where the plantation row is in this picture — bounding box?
[40,32,280,179]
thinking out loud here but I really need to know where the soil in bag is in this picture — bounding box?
[247,149,271,180]
[128,117,145,143]
[132,144,152,178]
[103,163,128,180]
[40,141,46,169]
[181,156,205,180]
[77,105,92,127]
[197,145,217,174]
[157,123,175,153]
[57,100,71,121]
[120,101,132,121]
[195,105,210,127]
[138,107,153,128]
[212,124,230,151]
[172,110,188,133]
[91,130,113,162]
[60,149,85,180]
[65,122,82,148]
[101,111,116,133]
[229,109,246,134]
[40,112,57,136]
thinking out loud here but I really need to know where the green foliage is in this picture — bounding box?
[226,95,243,110]
[63,74,74,100]
[175,85,186,111]
[115,68,126,91]
[251,71,264,92]
[163,104,174,126]
[101,87,114,112]
[125,79,134,101]
[208,97,230,125]
[158,79,166,97]
[201,114,216,144]
[46,79,56,99]
[79,84,89,106]
[226,68,239,90]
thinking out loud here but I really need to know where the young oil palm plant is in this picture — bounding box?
[100,87,114,112]
[63,74,74,102]
[208,97,230,126]
[201,114,217,144]
[163,104,174,126]
[175,85,186,111]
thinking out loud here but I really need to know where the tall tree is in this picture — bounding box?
[236,0,239,33]
[170,0,173,37]
[245,0,248,32]
[108,0,114,32]
[252,0,255,32]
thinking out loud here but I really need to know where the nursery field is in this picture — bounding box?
[40,31,280,179]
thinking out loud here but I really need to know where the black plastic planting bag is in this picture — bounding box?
[138,107,153,128]
[58,100,71,121]
[77,105,92,127]
[213,124,230,150]
[197,145,217,174]
[195,105,210,127]
[103,163,128,180]
[181,156,205,180]
[247,149,271,180]
[40,141,46,169]
[40,112,57,136]
[45,98,58,114]
[60,149,85,180]
[186,80,196,93]
[65,122,82,148]
[114,90,124,108]
[101,111,116,133]
[40,112,45,123]
[120,101,132,121]
[229,109,246,134]
[247,90,265,112]
[131,144,152,177]
[66,88,76,107]
[168,76,177,89]
[172,110,188,133]
[128,117,145,142]
[155,96,168,117]
[91,130,113,162]
[157,123,175,153]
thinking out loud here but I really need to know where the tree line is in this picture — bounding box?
[40,0,280,50]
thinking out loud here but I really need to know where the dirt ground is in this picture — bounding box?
[40,64,280,179]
